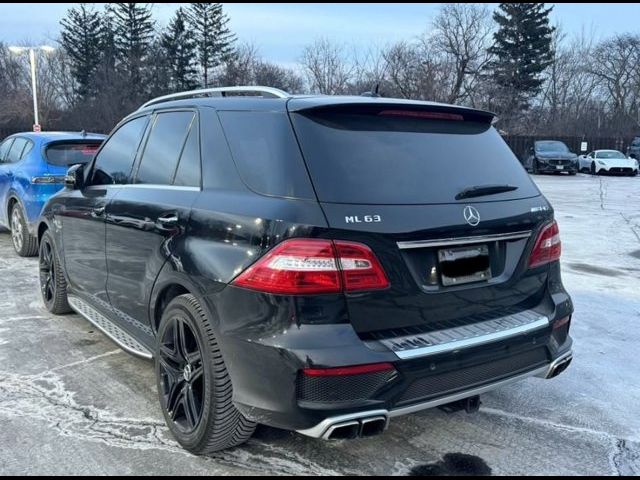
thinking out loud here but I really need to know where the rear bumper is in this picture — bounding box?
[297,350,572,439]
[210,283,574,433]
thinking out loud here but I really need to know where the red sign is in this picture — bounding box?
[33,124,41,133]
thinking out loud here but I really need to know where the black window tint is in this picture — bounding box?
[0,139,14,162]
[291,110,539,205]
[46,142,103,166]
[173,122,201,187]
[136,111,194,185]
[6,138,28,163]
[218,111,314,199]
[92,116,148,185]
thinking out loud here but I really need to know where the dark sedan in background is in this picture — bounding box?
[525,141,578,175]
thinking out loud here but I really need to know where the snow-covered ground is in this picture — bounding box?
[0,173,638,475]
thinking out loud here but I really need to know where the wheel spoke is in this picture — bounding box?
[159,344,181,364]
[177,320,190,362]
[184,387,199,429]
[159,356,182,378]
[185,348,201,366]
[165,376,184,418]
[45,278,54,301]
[190,365,204,384]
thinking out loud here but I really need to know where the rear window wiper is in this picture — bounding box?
[455,184,518,200]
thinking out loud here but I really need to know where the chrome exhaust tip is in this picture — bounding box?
[546,354,573,379]
[322,415,389,440]
[360,416,388,438]
[324,421,360,440]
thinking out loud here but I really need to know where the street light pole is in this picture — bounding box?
[29,48,39,128]
[8,45,55,131]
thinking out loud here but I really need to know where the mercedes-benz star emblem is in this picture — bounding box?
[463,206,481,226]
[183,364,193,382]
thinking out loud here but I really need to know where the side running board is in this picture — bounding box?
[68,296,153,360]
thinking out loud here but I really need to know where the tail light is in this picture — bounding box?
[31,176,66,184]
[232,238,390,295]
[529,220,562,268]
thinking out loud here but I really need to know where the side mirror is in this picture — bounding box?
[65,164,85,190]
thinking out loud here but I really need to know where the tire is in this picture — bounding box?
[39,230,72,314]
[10,203,38,257]
[532,159,540,175]
[156,294,256,454]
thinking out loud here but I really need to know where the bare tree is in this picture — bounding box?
[300,38,353,94]
[589,34,640,117]
[431,3,493,104]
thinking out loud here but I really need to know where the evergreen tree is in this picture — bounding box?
[161,7,199,91]
[60,3,103,99]
[108,3,155,93]
[186,3,235,87]
[487,3,555,113]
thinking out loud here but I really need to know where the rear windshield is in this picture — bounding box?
[46,142,102,166]
[291,110,538,205]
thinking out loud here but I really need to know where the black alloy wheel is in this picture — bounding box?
[158,316,206,434]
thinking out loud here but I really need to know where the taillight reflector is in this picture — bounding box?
[529,220,562,268]
[232,238,390,295]
[303,363,395,377]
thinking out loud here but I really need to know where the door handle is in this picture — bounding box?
[91,206,105,218]
[157,213,179,227]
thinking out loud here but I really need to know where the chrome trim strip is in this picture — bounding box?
[388,365,548,417]
[68,296,153,360]
[119,184,201,192]
[397,231,532,250]
[385,314,550,360]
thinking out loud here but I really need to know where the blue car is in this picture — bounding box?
[0,131,105,256]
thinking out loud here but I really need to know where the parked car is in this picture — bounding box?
[578,150,639,176]
[627,136,640,159]
[37,87,573,454]
[525,140,578,175]
[0,132,105,256]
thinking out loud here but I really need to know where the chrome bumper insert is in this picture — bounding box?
[381,310,550,360]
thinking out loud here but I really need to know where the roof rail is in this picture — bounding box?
[140,86,290,109]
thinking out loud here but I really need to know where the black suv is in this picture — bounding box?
[37,87,573,454]
[526,140,578,175]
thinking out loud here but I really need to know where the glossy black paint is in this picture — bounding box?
[38,94,574,432]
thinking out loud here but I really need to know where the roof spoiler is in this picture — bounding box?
[288,100,497,124]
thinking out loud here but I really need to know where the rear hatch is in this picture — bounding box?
[288,99,553,337]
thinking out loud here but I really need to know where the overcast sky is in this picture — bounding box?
[1,3,639,65]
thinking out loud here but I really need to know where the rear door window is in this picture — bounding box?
[0,139,14,163]
[173,121,201,187]
[135,111,195,185]
[92,116,149,185]
[46,142,103,167]
[6,138,29,163]
[291,108,539,205]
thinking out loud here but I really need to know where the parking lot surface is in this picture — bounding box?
[0,174,639,475]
